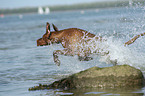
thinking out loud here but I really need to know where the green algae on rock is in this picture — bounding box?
[29,65,144,91]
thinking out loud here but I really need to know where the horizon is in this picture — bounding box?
[0,0,119,9]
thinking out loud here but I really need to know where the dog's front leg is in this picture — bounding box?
[53,49,74,66]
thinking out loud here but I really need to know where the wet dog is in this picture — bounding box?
[37,22,103,66]
[37,22,145,66]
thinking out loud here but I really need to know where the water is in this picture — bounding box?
[0,6,145,96]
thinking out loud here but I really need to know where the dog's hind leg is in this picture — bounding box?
[53,49,74,66]
[78,56,93,61]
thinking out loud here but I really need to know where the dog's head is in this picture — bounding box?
[37,22,58,46]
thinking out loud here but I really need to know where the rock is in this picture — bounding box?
[29,65,144,91]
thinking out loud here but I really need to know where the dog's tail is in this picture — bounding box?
[124,32,145,46]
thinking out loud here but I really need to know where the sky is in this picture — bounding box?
[0,0,117,9]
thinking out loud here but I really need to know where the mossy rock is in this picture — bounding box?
[29,65,144,91]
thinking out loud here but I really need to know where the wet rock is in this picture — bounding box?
[29,65,144,91]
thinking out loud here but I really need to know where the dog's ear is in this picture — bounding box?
[52,23,59,31]
[46,22,50,34]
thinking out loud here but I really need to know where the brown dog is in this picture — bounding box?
[37,22,103,66]
[37,22,145,66]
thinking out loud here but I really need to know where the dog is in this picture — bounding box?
[37,22,145,66]
[37,22,105,66]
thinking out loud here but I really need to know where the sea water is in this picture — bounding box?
[0,6,145,96]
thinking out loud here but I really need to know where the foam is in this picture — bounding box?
[97,36,145,70]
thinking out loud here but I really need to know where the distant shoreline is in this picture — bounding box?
[0,0,144,15]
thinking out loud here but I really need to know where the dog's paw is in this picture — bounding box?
[54,58,60,66]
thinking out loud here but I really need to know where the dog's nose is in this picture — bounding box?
[37,39,42,46]
[37,42,40,46]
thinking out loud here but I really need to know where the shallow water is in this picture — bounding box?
[0,6,145,96]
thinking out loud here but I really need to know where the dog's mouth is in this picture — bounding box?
[37,38,47,46]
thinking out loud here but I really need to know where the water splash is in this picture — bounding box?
[97,36,145,70]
